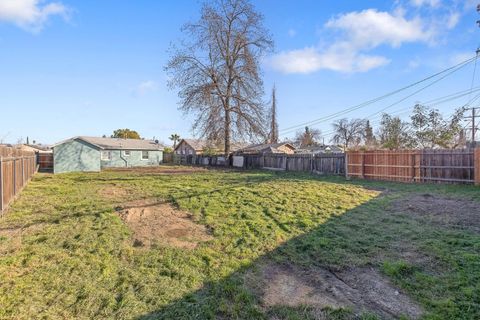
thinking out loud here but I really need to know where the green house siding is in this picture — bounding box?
[100,150,163,168]
[54,138,164,173]
[54,139,101,174]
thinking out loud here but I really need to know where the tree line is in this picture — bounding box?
[320,104,467,150]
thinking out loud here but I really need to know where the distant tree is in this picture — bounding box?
[378,114,414,150]
[163,146,173,153]
[268,85,279,143]
[26,136,30,145]
[169,133,181,148]
[331,118,366,150]
[166,0,274,155]
[295,126,322,148]
[364,120,376,148]
[410,104,465,149]
[111,129,141,139]
[456,128,467,149]
[202,146,220,156]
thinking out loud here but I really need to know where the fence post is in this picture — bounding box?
[0,157,3,214]
[345,152,349,179]
[475,148,480,186]
[22,157,25,186]
[13,158,16,195]
[411,153,416,182]
[361,152,365,179]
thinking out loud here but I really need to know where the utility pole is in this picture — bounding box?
[465,107,480,146]
[473,108,477,143]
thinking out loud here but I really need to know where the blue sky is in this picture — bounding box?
[0,0,479,145]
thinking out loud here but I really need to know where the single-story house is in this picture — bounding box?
[18,144,52,153]
[237,142,296,154]
[53,136,164,173]
[174,139,249,155]
[174,139,213,155]
[294,145,344,154]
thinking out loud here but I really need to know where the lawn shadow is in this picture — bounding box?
[134,192,428,320]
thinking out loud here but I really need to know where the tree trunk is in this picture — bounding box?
[224,109,231,156]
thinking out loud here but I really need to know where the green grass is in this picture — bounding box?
[0,168,479,319]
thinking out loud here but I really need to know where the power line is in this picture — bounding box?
[320,91,480,141]
[279,55,477,135]
[421,86,480,106]
[366,58,477,119]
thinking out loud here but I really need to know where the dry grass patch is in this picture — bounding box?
[393,193,480,233]
[99,184,132,200]
[106,166,209,175]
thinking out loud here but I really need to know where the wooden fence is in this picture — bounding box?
[0,147,37,215]
[37,152,53,172]
[163,152,174,163]
[174,153,345,175]
[347,149,479,184]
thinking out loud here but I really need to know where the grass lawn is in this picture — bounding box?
[0,167,479,319]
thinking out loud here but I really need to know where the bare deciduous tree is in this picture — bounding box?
[166,0,274,155]
[331,118,366,150]
[295,126,322,148]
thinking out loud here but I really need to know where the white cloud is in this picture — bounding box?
[325,9,434,48]
[0,0,69,33]
[134,81,158,96]
[270,9,432,74]
[407,57,421,70]
[270,46,390,74]
[446,11,460,29]
[410,0,441,8]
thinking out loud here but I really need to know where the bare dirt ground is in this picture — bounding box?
[100,184,213,249]
[247,262,423,319]
[392,193,480,234]
[116,199,212,249]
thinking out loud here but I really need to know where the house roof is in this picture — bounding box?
[20,144,51,152]
[54,136,164,151]
[294,145,344,154]
[239,142,295,153]
[175,139,210,151]
[175,139,249,152]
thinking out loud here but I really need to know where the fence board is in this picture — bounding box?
[37,153,53,172]
[173,153,345,175]
[0,146,37,215]
[347,149,476,184]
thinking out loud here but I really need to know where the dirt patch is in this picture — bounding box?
[248,262,422,319]
[117,200,212,249]
[392,193,480,233]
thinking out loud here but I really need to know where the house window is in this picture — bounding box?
[123,150,131,156]
[141,151,149,160]
[101,151,112,161]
